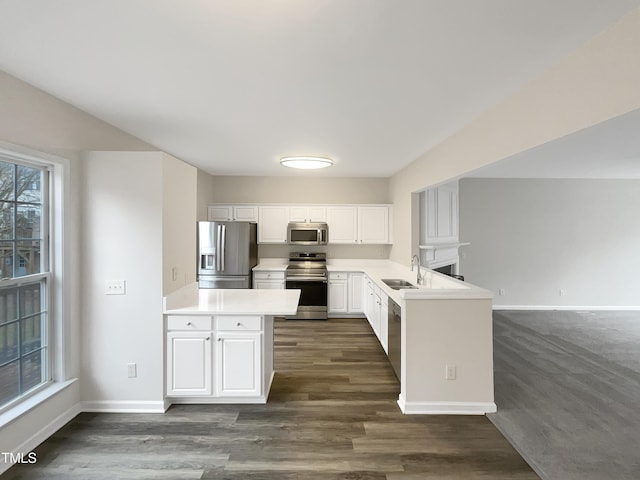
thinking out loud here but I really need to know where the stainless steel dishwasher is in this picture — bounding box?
[388,298,401,380]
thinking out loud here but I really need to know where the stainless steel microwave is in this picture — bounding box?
[287,222,329,245]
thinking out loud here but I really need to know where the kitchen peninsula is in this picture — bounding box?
[162,285,300,404]
[255,259,496,415]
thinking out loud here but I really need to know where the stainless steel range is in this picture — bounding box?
[285,252,328,320]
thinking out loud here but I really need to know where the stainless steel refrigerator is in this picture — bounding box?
[197,221,258,289]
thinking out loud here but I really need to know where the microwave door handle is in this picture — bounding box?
[321,229,327,243]
[221,224,226,272]
[318,229,322,244]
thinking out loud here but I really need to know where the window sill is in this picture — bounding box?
[0,378,78,429]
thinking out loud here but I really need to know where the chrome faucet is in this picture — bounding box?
[411,254,424,285]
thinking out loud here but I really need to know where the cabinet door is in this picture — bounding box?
[258,206,289,243]
[288,206,308,222]
[233,206,258,222]
[216,332,262,397]
[308,206,326,222]
[348,273,364,313]
[358,206,389,244]
[166,332,212,396]
[364,280,375,328]
[326,207,357,244]
[328,279,348,314]
[208,205,233,221]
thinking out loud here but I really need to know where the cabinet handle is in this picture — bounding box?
[217,338,221,342]
[187,322,192,326]
[206,337,210,341]
[237,322,242,327]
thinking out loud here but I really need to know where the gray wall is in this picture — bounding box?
[459,178,640,308]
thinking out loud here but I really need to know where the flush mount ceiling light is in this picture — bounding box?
[280,156,333,169]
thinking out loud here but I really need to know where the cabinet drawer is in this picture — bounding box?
[167,315,213,331]
[329,272,348,281]
[254,271,285,280]
[215,315,262,331]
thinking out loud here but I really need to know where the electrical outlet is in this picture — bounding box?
[105,280,126,295]
[172,267,179,281]
[559,289,566,296]
[498,288,505,296]
[446,364,456,380]
[127,363,137,378]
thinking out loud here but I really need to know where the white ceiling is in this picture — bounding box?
[468,109,640,179]
[0,0,639,177]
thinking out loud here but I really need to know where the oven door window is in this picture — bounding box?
[286,280,327,307]
[289,229,318,243]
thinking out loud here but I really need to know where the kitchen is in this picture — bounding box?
[0,1,639,479]
[162,198,493,413]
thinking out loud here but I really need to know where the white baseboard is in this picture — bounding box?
[398,394,497,415]
[1,402,82,476]
[80,400,168,413]
[493,305,640,311]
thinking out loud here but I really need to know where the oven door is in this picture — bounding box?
[285,277,328,319]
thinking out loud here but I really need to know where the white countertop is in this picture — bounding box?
[163,283,301,315]
[253,258,493,303]
[252,258,289,271]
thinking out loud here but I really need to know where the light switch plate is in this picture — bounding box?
[105,280,126,295]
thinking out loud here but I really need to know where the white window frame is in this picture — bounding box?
[0,147,58,415]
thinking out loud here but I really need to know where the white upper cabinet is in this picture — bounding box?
[421,182,458,244]
[326,206,358,243]
[257,206,289,243]
[326,205,391,244]
[358,206,390,244]
[208,205,257,222]
[208,203,392,245]
[289,206,326,223]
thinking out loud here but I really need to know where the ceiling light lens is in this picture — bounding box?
[280,156,333,169]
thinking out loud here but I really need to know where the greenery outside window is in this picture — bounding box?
[0,157,50,410]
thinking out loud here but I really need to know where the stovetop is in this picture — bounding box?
[286,252,327,277]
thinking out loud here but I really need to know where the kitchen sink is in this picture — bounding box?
[381,279,417,290]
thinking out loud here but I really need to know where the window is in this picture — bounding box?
[0,157,50,409]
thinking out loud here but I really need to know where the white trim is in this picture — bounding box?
[0,379,76,427]
[493,305,640,311]
[0,401,81,476]
[166,395,268,405]
[398,395,497,415]
[79,401,169,413]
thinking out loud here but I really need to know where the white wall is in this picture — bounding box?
[207,175,390,204]
[459,178,640,308]
[80,152,165,408]
[163,154,197,294]
[0,70,155,472]
[80,152,197,409]
[389,7,640,266]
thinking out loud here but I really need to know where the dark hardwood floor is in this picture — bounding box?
[4,318,538,479]
[489,310,640,480]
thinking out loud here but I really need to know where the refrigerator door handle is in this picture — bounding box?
[216,224,222,271]
[221,224,226,272]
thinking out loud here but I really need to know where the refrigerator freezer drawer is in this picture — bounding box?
[198,275,251,289]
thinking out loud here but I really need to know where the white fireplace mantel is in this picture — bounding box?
[419,242,470,272]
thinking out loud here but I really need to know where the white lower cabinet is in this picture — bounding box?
[253,271,285,289]
[166,331,213,396]
[166,314,269,403]
[329,272,365,316]
[328,273,348,314]
[215,332,262,397]
[363,276,388,348]
[348,273,364,313]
